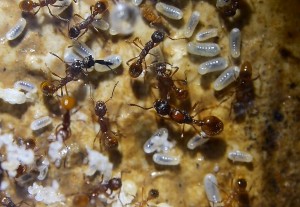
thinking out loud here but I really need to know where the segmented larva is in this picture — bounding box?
[155,2,183,20]
[229,28,241,58]
[204,173,223,207]
[184,11,200,38]
[152,153,180,166]
[198,57,228,75]
[213,66,240,91]
[228,150,253,163]
[196,28,218,42]
[187,42,220,57]
[6,18,27,41]
[30,116,53,131]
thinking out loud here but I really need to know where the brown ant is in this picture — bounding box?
[130,99,223,137]
[134,188,159,207]
[19,0,77,21]
[216,0,239,17]
[68,0,108,39]
[92,82,119,150]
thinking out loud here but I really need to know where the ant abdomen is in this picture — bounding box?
[103,134,118,149]
[200,116,224,136]
[19,0,35,12]
[129,61,143,78]
[153,99,171,116]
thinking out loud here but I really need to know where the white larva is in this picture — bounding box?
[187,42,220,57]
[6,18,27,41]
[95,54,122,72]
[229,28,241,58]
[30,116,53,131]
[152,153,180,166]
[198,57,228,75]
[72,41,95,59]
[132,0,143,6]
[144,128,169,154]
[92,19,110,31]
[187,132,209,150]
[155,2,183,20]
[196,28,218,41]
[14,81,37,93]
[228,150,253,163]
[213,66,240,91]
[204,173,223,207]
[184,11,200,38]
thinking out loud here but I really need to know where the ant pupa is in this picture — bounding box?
[92,82,119,150]
[68,0,109,39]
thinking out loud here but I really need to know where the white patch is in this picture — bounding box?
[111,180,137,207]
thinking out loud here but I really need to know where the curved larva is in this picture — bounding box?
[184,11,200,38]
[187,42,220,57]
[14,81,37,93]
[152,153,180,166]
[196,28,218,41]
[6,18,27,41]
[187,132,209,150]
[155,2,183,20]
[228,150,253,162]
[95,54,122,72]
[204,173,223,207]
[198,57,228,75]
[213,66,240,91]
[229,28,241,58]
[30,116,53,131]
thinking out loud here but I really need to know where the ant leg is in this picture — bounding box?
[73,13,85,20]
[128,104,153,111]
[126,56,139,66]
[49,52,66,64]
[34,6,41,15]
[129,37,144,50]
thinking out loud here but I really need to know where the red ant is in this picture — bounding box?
[134,188,159,207]
[68,0,108,39]
[19,0,77,21]
[92,82,119,150]
[130,99,224,137]
[222,178,250,207]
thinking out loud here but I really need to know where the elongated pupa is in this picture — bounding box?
[152,153,180,166]
[198,57,228,75]
[228,150,253,163]
[184,11,200,38]
[204,173,223,207]
[229,28,241,58]
[6,18,27,41]
[187,42,220,57]
[155,2,183,20]
[30,116,53,131]
[213,66,240,91]
[196,28,218,42]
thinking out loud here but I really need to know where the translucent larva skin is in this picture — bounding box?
[196,28,218,42]
[187,132,209,150]
[144,128,168,154]
[155,2,183,20]
[6,18,27,41]
[14,81,37,93]
[187,42,220,57]
[92,19,110,31]
[30,116,53,131]
[204,174,223,207]
[213,66,240,91]
[229,28,241,58]
[198,57,228,75]
[94,54,122,72]
[72,41,94,59]
[184,11,200,38]
[228,150,253,162]
[152,153,180,166]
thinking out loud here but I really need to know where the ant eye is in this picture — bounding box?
[237,179,247,189]
[148,189,159,199]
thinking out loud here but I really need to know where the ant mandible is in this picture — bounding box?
[130,99,223,137]
[68,0,108,39]
[92,82,119,150]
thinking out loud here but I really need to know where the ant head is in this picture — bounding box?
[239,61,252,80]
[40,80,56,95]
[19,0,34,12]
[84,55,95,68]
[151,31,165,43]
[201,116,224,136]
[108,178,122,191]
[155,62,167,74]
[69,27,80,39]
[129,62,143,78]
[60,96,76,110]
[95,1,108,14]
[95,101,107,117]
[236,178,247,190]
[154,99,170,116]
[148,189,159,200]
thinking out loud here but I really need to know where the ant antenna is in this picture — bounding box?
[49,52,66,64]
[129,104,153,111]
[104,81,119,103]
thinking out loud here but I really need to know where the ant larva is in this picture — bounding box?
[68,0,108,39]
[134,188,159,207]
[130,99,223,137]
[19,0,77,21]
[92,82,119,150]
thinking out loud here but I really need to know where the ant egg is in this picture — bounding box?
[196,28,218,42]
[204,173,223,207]
[155,2,183,20]
[30,116,53,131]
[95,55,122,72]
[92,19,110,31]
[144,128,168,154]
[228,150,253,163]
[72,41,95,59]
[187,42,220,57]
[187,132,209,150]
[14,81,37,93]
[152,153,180,166]
[213,66,240,91]
[184,11,200,38]
[132,0,143,6]
[198,57,228,75]
[6,18,27,41]
[0,88,26,104]
[229,28,241,58]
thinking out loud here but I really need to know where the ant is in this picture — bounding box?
[134,188,159,207]
[92,82,119,150]
[130,99,224,137]
[40,52,113,96]
[68,0,108,39]
[216,0,239,17]
[55,95,77,141]
[19,0,77,21]
[0,192,18,207]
